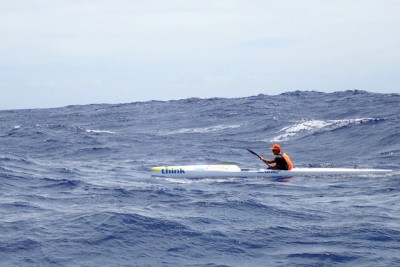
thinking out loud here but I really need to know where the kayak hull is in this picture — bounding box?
[150,164,392,178]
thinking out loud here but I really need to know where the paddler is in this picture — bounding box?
[260,144,293,170]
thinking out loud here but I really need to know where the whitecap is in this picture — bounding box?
[270,118,377,142]
[159,124,241,135]
[85,129,116,134]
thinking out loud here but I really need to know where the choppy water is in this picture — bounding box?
[0,90,399,266]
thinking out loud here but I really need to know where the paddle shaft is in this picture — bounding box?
[247,149,262,159]
[247,149,271,166]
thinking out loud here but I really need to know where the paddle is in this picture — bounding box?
[247,148,271,167]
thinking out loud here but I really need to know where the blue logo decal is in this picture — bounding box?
[263,170,279,174]
[161,168,185,174]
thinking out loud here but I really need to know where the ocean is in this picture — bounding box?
[0,90,399,266]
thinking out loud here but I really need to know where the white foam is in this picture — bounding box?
[85,129,116,134]
[270,118,376,142]
[159,124,241,135]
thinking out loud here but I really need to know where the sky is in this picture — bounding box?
[1,0,399,110]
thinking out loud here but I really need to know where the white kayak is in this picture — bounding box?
[151,164,392,178]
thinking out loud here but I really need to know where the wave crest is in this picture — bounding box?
[270,118,381,142]
[158,124,241,135]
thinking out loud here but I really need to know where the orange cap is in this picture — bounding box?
[270,144,281,151]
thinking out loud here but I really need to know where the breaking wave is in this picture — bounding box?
[270,118,382,142]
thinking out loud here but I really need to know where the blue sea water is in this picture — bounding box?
[0,90,399,267]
